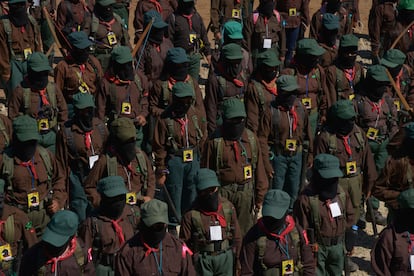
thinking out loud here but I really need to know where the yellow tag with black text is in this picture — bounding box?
[79,81,90,94]
[107,32,117,46]
[349,94,355,100]
[183,149,193,162]
[126,192,137,205]
[289,8,297,16]
[121,102,131,115]
[282,259,294,275]
[346,161,357,175]
[0,244,13,261]
[244,165,252,180]
[232,9,241,18]
[24,48,32,59]
[366,127,379,140]
[189,33,197,44]
[285,139,297,152]
[394,100,401,111]
[38,119,49,131]
[27,192,40,208]
[301,97,312,109]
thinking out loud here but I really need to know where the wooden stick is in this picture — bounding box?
[385,68,413,113]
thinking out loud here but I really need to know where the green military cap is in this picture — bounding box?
[95,0,115,6]
[262,189,290,219]
[27,52,52,72]
[322,13,340,30]
[330,99,356,120]
[141,199,169,227]
[8,0,26,4]
[167,47,189,64]
[97,176,128,197]
[398,0,414,10]
[381,49,406,68]
[296,38,326,56]
[110,117,136,143]
[366,65,390,82]
[340,34,359,49]
[196,168,220,192]
[111,46,133,64]
[221,43,243,60]
[172,82,194,98]
[222,98,246,119]
[73,93,95,109]
[223,21,243,40]
[13,115,41,142]
[277,75,299,92]
[42,210,79,247]
[398,188,414,208]
[68,31,92,49]
[144,10,168,29]
[313,154,344,179]
[404,122,414,140]
[256,50,281,67]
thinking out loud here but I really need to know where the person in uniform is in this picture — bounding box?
[153,81,207,233]
[115,199,196,276]
[0,115,13,153]
[0,0,42,98]
[202,98,268,235]
[205,43,248,135]
[326,34,364,106]
[0,181,38,275]
[84,117,155,208]
[1,115,67,237]
[8,52,68,153]
[56,0,93,37]
[261,75,313,210]
[243,0,286,65]
[180,168,242,275]
[19,210,95,275]
[80,176,140,275]
[281,38,327,138]
[317,13,339,68]
[55,93,108,220]
[294,154,356,275]
[371,188,414,276]
[240,189,315,275]
[54,31,103,117]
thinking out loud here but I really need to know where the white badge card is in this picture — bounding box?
[410,255,414,271]
[89,155,99,169]
[209,225,223,241]
[263,38,272,49]
[329,202,342,218]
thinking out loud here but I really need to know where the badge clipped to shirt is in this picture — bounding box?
[89,155,99,169]
[107,32,117,46]
[346,161,357,175]
[126,192,137,205]
[183,149,193,163]
[301,98,312,109]
[348,94,355,101]
[24,48,32,60]
[0,244,13,262]
[410,255,414,271]
[38,118,49,131]
[121,102,132,115]
[189,33,197,44]
[394,100,401,111]
[209,225,223,241]
[285,139,297,152]
[232,9,241,19]
[263,38,272,49]
[289,8,297,16]
[281,259,294,275]
[78,81,90,94]
[329,201,342,218]
[366,127,379,140]
[27,192,40,208]
[244,165,252,180]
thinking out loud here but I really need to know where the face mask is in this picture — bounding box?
[71,48,89,65]
[95,3,113,22]
[171,100,192,118]
[42,238,71,258]
[140,223,167,247]
[179,2,194,15]
[395,208,414,233]
[9,4,28,27]
[297,54,319,71]
[117,141,136,164]
[388,65,403,79]
[259,1,275,18]
[14,140,37,162]
[222,120,245,141]
[100,195,126,219]
[334,118,355,136]
[261,65,278,82]
[314,172,339,201]
[277,94,296,109]
[225,60,242,78]
[199,190,219,212]
[321,28,338,47]
[75,108,94,132]
[326,0,341,13]
[369,85,387,102]
[113,61,134,81]
[28,69,49,90]
[169,63,188,81]
[149,28,165,45]
[338,50,357,69]
[262,215,286,232]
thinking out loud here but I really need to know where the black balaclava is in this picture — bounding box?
[326,0,341,13]
[296,53,319,72]
[169,62,189,81]
[366,77,388,102]
[74,107,94,132]
[178,0,194,15]
[170,97,192,118]
[394,208,414,233]
[399,9,414,26]
[276,92,296,109]
[261,64,278,82]
[388,64,403,79]
[95,3,113,22]
[99,194,126,219]
[14,140,37,162]
[149,27,166,45]
[222,118,245,141]
[313,171,339,201]
[320,27,338,47]
[140,222,167,247]
[223,59,242,78]
[0,192,4,218]
[337,48,357,69]
[333,117,355,136]
[28,69,49,90]
[70,47,89,65]
[113,61,134,82]
[262,215,287,232]
[258,0,275,18]
[116,140,136,164]
[198,190,219,212]
[8,3,29,27]
[41,237,72,258]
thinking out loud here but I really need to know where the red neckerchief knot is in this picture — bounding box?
[279,106,298,132]
[175,117,188,136]
[141,235,160,257]
[31,88,50,106]
[344,67,355,83]
[342,135,352,156]
[261,79,278,96]
[182,14,193,30]
[105,72,131,85]
[200,203,227,227]
[20,160,39,180]
[149,0,163,13]
[100,18,115,31]
[79,64,86,74]
[233,141,240,162]
[84,131,93,150]
[45,237,77,273]
[111,218,125,245]
[369,98,384,114]
[258,215,295,245]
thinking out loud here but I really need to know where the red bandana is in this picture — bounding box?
[200,203,227,227]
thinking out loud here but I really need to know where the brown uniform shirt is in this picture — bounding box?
[0,115,13,153]
[319,43,338,69]
[1,147,67,208]
[56,0,93,36]
[309,8,353,39]
[210,0,249,34]
[115,232,196,276]
[276,0,310,29]
[92,15,131,51]
[368,2,398,54]
[386,65,414,110]
[54,56,103,104]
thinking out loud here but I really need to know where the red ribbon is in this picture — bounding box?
[79,64,86,74]
[258,215,295,245]
[200,203,227,227]
[45,237,77,273]
[182,14,193,30]
[104,72,131,85]
[233,141,240,162]
[168,75,190,89]
[342,135,352,156]
[141,235,160,257]
[233,78,244,87]
[368,98,384,114]
[84,131,93,150]
[111,218,125,245]
[20,160,39,180]
[31,88,50,106]
[149,0,163,13]
[175,117,188,136]
[99,18,116,31]
[344,67,355,83]
[0,220,5,242]
[279,106,298,132]
[395,68,403,92]
[261,79,278,96]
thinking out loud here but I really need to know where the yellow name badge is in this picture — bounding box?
[285,139,297,152]
[126,192,137,205]
[366,127,379,140]
[79,81,90,94]
[394,100,401,111]
[24,48,32,60]
[0,244,13,262]
[27,192,40,208]
[244,165,252,180]
[121,102,132,115]
[349,94,355,101]
[282,259,294,275]
[232,9,241,19]
[107,32,117,46]
[289,8,297,16]
[183,149,193,162]
[301,97,312,109]
[346,161,357,175]
[38,119,49,131]
[189,33,197,44]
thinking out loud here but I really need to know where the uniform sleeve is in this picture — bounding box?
[293,195,311,232]
[325,66,337,107]
[144,153,156,198]
[240,238,256,276]
[133,1,144,43]
[55,86,68,124]
[178,211,194,247]
[96,81,108,120]
[204,71,219,135]
[152,118,168,170]
[83,155,106,207]
[55,2,67,32]
[210,0,220,35]
[51,151,68,208]
[301,0,310,26]
[313,132,330,157]
[54,61,67,94]
[370,229,394,276]
[16,210,38,249]
[245,83,260,133]
[200,138,215,169]
[318,66,328,120]
[193,79,206,119]
[181,242,197,276]
[309,13,319,39]
[362,137,377,195]
[78,218,94,250]
[8,87,24,119]
[55,129,69,181]
[279,24,287,59]
[297,225,315,276]
[115,246,134,276]
[231,204,242,259]
[0,23,11,81]
[242,17,252,53]
[197,14,211,57]
[369,6,382,55]
[149,81,165,117]
[254,134,269,206]
[344,191,356,228]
